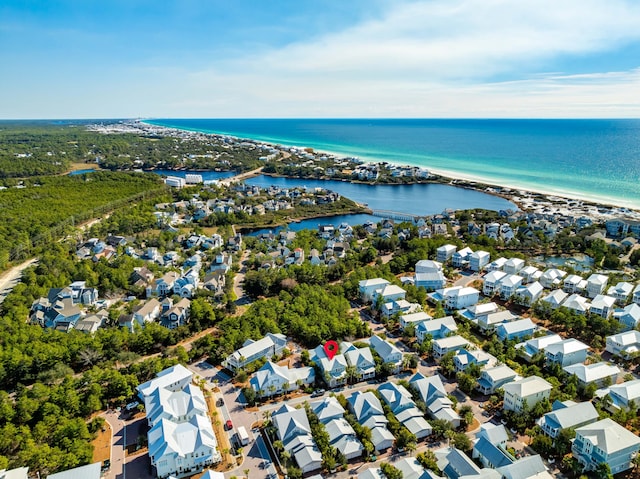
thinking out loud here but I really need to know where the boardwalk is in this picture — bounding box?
[218,167,264,186]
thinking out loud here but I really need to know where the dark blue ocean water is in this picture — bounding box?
[147,119,640,208]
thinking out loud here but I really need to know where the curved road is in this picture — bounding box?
[0,258,38,305]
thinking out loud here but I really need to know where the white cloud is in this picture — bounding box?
[160,0,640,117]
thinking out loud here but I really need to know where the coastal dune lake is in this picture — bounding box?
[148,118,640,209]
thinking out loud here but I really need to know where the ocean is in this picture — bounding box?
[146,119,640,209]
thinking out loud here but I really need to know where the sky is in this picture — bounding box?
[2,0,640,119]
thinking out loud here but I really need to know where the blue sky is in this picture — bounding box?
[1,0,640,118]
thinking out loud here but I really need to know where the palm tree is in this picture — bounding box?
[283,382,290,397]
[345,365,358,384]
[78,348,102,367]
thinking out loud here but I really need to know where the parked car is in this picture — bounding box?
[226,419,233,430]
[216,398,224,407]
[311,389,325,397]
[125,401,140,411]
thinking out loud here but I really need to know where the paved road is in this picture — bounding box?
[102,410,153,479]
[0,258,38,305]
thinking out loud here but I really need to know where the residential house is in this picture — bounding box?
[415,271,446,291]
[133,299,163,329]
[586,274,609,299]
[311,344,349,388]
[498,274,523,300]
[572,418,640,474]
[469,251,491,272]
[160,298,191,329]
[537,400,599,438]
[145,383,208,427]
[485,257,508,272]
[415,259,443,273]
[310,397,363,460]
[436,244,457,263]
[544,338,589,367]
[590,295,616,318]
[416,316,458,342]
[454,348,496,373]
[359,278,391,302]
[146,271,180,298]
[400,311,432,330]
[203,270,226,296]
[516,334,563,362]
[437,447,482,479]
[540,289,568,310]
[603,379,640,412]
[378,382,432,439]
[477,365,519,395]
[137,364,193,399]
[614,303,640,330]
[347,391,394,452]
[503,258,525,275]
[482,271,507,296]
[432,335,470,359]
[563,362,620,388]
[606,330,640,359]
[435,286,480,310]
[272,405,322,473]
[210,253,233,274]
[608,281,634,304]
[563,294,591,315]
[344,346,377,381]
[372,284,407,307]
[503,376,553,413]
[633,284,640,305]
[496,455,553,479]
[496,318,536,342]
[461,302,499,322]
[250,361,315,397]
[369,335,403,373]
[539,269,567,289]
[408,372,460,427]
[452,247,473,269]
[563,275,585,294]
[224,333,288,372]
[0,467,29,479]
[514,281,543,306]
[477,311,519,334]
[47,464,102,479]
[519,265,541,284]
[473,424,514,469]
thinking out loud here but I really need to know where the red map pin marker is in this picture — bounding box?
[323,340,339,360]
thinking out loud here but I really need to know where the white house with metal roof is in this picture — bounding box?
[249,361,315,397]
[378,382,432,439]
[544,338,589,367]
[358,278,391,302]
[537,400,599,438]
[369,335,403,372]
[540,289,568,309]
[572,418,640,474]
[477,365,519,395]
[608,281,634,304]
[272,404,322,473]
[503,376,553,413]
[613,303,640,330]
[590,295,616,318]
[586,274,609,298]
[515,334,563,362]
[563,362,620,388]
[224,332,287,372]
[606,330,640,359]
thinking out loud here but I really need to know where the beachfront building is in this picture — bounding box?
[537,400,599,438]
[436,244,457,263]
[224,332,288,372]
[563,362,620,388]
[544,338,589,367]
[606,330,640,359]
[572,418,640,474]
[614,303,640,330]
[477,365,519,395]
[503,376,553,413]
[469,250,490,272]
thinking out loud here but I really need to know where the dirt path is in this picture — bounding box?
[0,257,38,305]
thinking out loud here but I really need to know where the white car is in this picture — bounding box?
[126,401,140,411]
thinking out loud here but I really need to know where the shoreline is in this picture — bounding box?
[142,119,640,211]
[138,120,639,216]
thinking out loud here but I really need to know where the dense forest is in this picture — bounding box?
[0,122,264,177]
[0,171,165,269]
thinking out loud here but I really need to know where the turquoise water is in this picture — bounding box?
[146,119,640,208]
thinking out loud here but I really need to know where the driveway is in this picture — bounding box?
[102,410,153,479]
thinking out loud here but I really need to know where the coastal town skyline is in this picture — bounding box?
[2,0,640,119]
